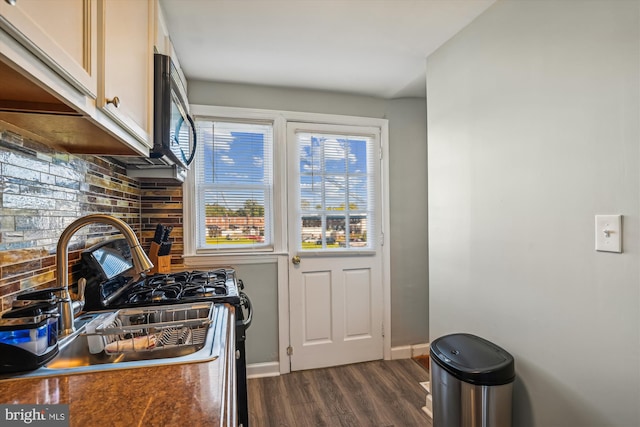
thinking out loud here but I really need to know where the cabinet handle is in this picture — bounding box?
[5,0,17,5]
[106,96,120,108]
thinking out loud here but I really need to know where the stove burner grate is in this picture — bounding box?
[121,269,232,305]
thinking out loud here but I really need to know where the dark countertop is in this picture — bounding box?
[0,306,236,427]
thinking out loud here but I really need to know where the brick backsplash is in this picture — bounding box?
[0,127,186,313]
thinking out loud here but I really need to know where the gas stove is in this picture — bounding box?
[105,269,241,308]
[82,267,242,311]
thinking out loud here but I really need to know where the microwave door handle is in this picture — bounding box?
[184,114,197,166]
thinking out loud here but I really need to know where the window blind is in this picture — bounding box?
[194,119,273,250]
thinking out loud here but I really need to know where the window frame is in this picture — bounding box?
[184,106,287,258]
[193,118,275,252]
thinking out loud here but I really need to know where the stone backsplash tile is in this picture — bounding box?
[0,128,187,313]
[0,128,143,312]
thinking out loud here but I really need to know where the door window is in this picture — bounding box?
[294,130,377,251]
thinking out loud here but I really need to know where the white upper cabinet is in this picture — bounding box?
[154,1,186,94]
[0,0,98,97]
[98,0,154,149]
[154,0,171,56]
[0,0,157,155]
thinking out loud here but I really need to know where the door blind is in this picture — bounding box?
[295,131,376,251]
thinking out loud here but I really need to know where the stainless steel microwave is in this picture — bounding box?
[152,53,196,169]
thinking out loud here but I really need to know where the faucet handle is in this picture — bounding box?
[76,278,86,302]
[16,287,65,301]
[70,278,87,318]
[68,279,85,302]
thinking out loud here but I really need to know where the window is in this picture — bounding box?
[193,119,273,251]
[294,130,377,251]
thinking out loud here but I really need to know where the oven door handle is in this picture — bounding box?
[239,291,252,330]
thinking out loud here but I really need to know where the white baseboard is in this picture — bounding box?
[420,381,433,419]
[422,405,433,419]
[390,342,430,359]
[391,345,412,359]
[247,361,280,379]
[412,342,430,357]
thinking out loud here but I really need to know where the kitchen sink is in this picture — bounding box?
[0,303,227,380]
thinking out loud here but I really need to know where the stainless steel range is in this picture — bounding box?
[79,238,252,427]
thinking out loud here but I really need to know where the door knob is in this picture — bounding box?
[106,96,121,108]
[291,256,301,265]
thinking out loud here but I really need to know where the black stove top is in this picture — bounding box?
[84,268,241,310]
[114,269,241,307]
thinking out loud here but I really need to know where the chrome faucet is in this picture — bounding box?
[56,214,154,337]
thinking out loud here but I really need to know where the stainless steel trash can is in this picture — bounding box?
[430,333,515,427]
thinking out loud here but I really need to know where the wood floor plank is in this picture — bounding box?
[305,367,353,417]
[281,368,315,406]
[259,375,298,427]
[330,363,396,426]
[278,402,324,427]
[357,361,420,426]
[248,359,432,427]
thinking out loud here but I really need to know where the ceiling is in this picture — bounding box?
[159,0,496,99]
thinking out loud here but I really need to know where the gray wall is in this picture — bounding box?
[188,82,429,361]
[231,263,279,365]
[427,1,639,426]
[387,100,429,346]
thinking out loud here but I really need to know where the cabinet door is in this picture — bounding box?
[154,0,170,56]
[0,0,97,96]
[98,0,154,149]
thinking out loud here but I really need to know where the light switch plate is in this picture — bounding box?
[595,215,622,253]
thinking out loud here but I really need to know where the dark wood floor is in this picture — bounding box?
[248,359,432,427]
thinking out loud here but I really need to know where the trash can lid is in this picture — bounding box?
[430,333,515,385]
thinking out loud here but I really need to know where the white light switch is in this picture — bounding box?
[595,215,622,253]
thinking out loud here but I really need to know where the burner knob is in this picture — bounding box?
[238,279,244,290]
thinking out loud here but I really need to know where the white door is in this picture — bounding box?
[287,122,384,371]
